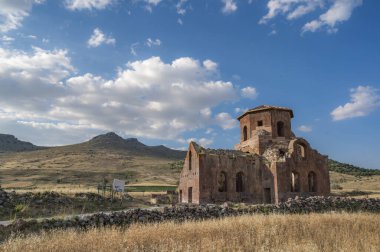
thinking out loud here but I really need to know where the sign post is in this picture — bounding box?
[112,179,125,204]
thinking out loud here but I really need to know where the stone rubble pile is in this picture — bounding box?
[0,188,14,212]
[16,191,73,206]
[1,196,380,241]
[74,193,108,203]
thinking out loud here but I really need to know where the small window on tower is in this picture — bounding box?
[257,120,263,127]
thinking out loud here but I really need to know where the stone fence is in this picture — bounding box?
[1,196,380,242]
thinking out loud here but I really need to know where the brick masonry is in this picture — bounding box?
[178,105,330,204]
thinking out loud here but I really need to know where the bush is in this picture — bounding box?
[331,183,343,190]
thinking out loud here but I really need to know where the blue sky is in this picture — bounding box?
[0,0,379,169]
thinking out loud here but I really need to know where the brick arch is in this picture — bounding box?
[288,138,311,157]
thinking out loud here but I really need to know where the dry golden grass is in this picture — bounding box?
[330,171,380,196]
[0,147,180,192]
[1,213,379,252]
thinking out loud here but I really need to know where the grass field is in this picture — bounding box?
[330,171,380,197]
[0,147,181,193]
[1,213,379,252]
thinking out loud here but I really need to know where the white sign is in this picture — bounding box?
[112,179,125,192]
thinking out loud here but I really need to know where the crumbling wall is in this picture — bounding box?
[199,153,265,204]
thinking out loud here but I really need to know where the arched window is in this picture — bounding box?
[297,143,306,158]
[188,151,192,170]
[291,171,300,192]
[218,171,227,192]
[277,121,285,137]
[236,172,244,192]
[308,172,317,192]
[243,126,248,141]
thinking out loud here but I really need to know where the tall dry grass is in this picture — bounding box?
[1,213,380,252]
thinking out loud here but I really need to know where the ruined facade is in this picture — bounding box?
[178,105,330,204]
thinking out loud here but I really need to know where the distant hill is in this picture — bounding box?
[0,132,186,189]
[0,134,43,153]
[82,132,186,159]
[0,132,186,159]
[328,159,380,176]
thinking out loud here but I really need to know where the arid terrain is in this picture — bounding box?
[2,213,379,252]
[0,132,185,193]
[1,133,380,251]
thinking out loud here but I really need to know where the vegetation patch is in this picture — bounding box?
[329,159,380,176]
[1,213,379,251]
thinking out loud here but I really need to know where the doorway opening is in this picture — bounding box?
[264,188,271,204]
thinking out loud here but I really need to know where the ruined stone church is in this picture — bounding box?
[178,105,330,204]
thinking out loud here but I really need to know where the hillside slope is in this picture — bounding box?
[1,132,379,193]
[0,132,185,191]
[328,159,380,176]
[0,134,43,153]
[82,132,185,159]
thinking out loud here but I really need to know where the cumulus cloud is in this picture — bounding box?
[215,112,237,129]
[241,86,258,99]
[203,60,218,72]
[331,86,380,121]
[260,0,362,33]
[87,28,115,48]
[0,48,240,142]
[303,0,362,33]
[298,125,312,132]
[0,46,74,116]
[183,137,213,147]
[0,0,44,33]
[65,0,113,10]
[222,0,238,14]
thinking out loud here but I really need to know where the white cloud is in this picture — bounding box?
[203,59,218,72]
[65,0,113,10]
[241,86,258,99]
[0,46,74,113]
[331,86,380,121]
[0,0,44,33]
[145,38,162,47]
[205,128,214,134]
[1,35,14,43]
[234,107,248,114]
[87,28,115,48]
[176,0,189,15]
[303,0,362,33]
[130,42,139,56]
[0,49,239,142]
[199,138,214,147]
[215,112,237,129]
[222,0,238,14]
[298,125,312,132]
[260,0,324,24]
[184,137,213,147]
[146,0,162,5]
[260,0,361,33]
[144,0,162,12]
[200,107,212,118]
[269,30,277,36]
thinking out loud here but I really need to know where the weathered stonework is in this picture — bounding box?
[178,105,330,204]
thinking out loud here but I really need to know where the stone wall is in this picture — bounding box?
[1,196,380,242]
